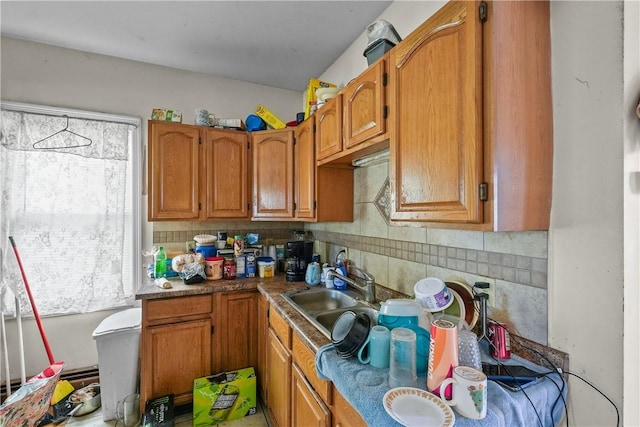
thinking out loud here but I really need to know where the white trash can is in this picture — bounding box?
[92,307,142,421]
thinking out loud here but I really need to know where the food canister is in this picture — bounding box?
[204,256,224,280]
[246,254,256,277]
[236,254,246,278]
[257,256,275,278]
[223,258,236,280]
[195,243,217,260]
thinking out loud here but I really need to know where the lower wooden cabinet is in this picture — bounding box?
[257,293,269,403]
[260,302,368,427]
[292,364,331,427]
[212,290,258,373]
[331,388,367,427]
[140,294,213,411]
[267,327,292,427]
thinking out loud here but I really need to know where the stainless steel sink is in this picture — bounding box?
[282,287,379,339]
[286,287,360,313]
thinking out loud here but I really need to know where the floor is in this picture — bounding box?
[62,401,271,427]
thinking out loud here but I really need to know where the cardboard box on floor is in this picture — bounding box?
[193,367,257,426]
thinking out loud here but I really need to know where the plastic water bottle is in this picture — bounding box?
[155,246,167,279]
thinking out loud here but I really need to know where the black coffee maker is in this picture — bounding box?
[285,241,314,281]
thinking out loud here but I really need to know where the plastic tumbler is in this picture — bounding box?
[458,330,482,371]
[389,327,417,388]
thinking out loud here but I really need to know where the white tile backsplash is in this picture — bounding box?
[483,231,548,258]
[427,229,484,250]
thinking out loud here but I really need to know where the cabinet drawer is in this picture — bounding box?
[144,294,212,324]
[269,308,292,349]
[293,333,332,405]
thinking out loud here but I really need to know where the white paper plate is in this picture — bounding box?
[193,234,217,244]
[383,387,455,427]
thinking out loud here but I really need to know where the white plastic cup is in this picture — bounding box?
[389,327,417,388]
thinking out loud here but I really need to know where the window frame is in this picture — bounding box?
[1,100,143,311]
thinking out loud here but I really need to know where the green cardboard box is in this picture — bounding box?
[193,367,257,426]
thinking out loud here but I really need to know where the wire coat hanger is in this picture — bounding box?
[32,115,92,149]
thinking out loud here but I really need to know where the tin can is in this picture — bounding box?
[488,321,511,359]
[427,319,459,398]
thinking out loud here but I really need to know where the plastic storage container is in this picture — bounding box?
[92,307,142,421]
[257,256,275,278]
[364,38,396,65]
[363,19,402,66]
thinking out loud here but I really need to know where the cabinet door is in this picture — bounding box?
[343,59,386,149]
[212,290,258,373]
[331,388,367,427]
[203,129,250,219]
[148,121,201,220]
[294,118,316,220]
[267,328,291,427]
[252,129,294,219]
[292,364,331,427]
[257,294,269,403]
[388,1,483,223]
[141,319,211,407]
[316,95,343,161]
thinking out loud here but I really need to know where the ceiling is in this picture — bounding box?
[0,1,392,92]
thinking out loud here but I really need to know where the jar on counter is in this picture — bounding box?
[204,256,224,280]
[223,258,236,280]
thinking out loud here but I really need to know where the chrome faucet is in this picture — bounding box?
[327,266,376,304]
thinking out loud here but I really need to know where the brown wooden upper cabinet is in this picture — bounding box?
[252,126,353,222]
[316,58,389,166]
[203,128,251,219]
[251,129,295,219]
[148,121,201,220]
[315,95,343,161]
[388,0,552,231]
[148,121,250,221]
[343,58,387,150]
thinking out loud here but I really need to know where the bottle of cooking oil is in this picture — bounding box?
[155,246,167,278]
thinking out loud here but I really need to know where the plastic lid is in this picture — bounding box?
[92,307,141,338]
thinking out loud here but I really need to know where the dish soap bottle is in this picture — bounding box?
[155,246,167,279]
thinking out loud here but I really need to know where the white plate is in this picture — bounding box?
[193,234,217,244]
[383,387,455,427]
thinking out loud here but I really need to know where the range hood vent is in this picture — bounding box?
[352,149,390,168]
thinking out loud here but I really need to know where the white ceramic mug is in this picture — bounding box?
[440,366,487,419]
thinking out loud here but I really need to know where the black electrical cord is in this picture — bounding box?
[509,334,569,427]
[487,352,546,427]
[564,371,620,427]
[478,312,619,427]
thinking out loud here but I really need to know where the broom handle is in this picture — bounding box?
[9,236,55,365]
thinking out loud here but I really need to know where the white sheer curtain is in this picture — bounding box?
[0,105,140,316]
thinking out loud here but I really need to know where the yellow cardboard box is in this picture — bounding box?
[304,78,337,119]
[193,367,257,426]
[254,105,286,129]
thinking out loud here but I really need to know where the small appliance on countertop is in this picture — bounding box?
[285,240,314,282]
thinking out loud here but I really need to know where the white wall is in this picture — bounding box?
[319,1,627,426]
[0,36,302,378]
[623,0,640,425]
[549,2,624,426]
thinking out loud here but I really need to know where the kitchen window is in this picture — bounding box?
[0,102,141,316]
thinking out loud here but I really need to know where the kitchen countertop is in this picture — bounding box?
[136,274,332,351]
[136,275,569,426]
